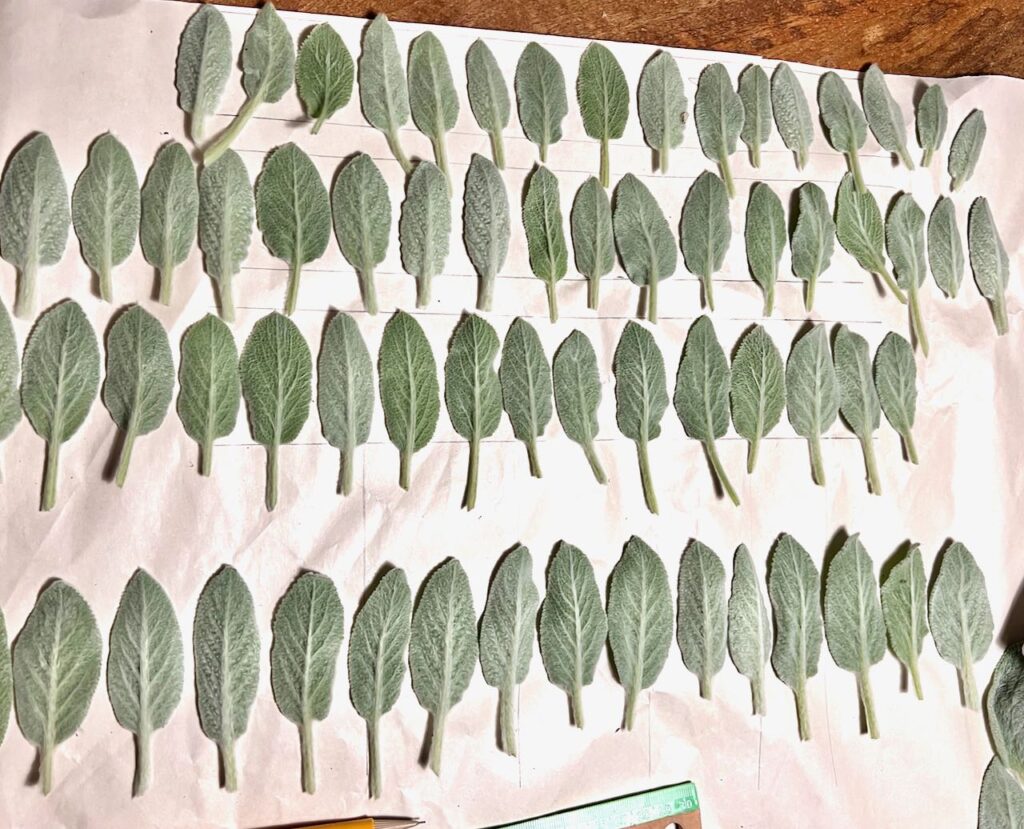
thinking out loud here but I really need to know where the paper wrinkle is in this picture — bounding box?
[0,1,1022,827]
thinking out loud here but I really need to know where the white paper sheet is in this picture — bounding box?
[0,1,1022,827]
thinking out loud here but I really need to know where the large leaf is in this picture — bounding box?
[833,324,882,494]
[861,64,913,168]
[466,39,511,168]
[770,63,814,169]
[679,170,730,310]
[949,109,986,191]
[331,152,390,315]
[677,540,727,700]
[879,544,927,699]
[915,84,947,167]
[296,23,354,134]
[358,14,411,172]
[577,42,629,186]
[785,324,839,486]
[885,193,929,354]
[462,154,510,311]
[968,196,1010,335]
[499,318,552,478]
[408,32,459,187]
[728,544,772,715]
[730,324,785,473]
[693,63,744,197]
[637,50,686,172]
[744,182,785,315]
[873,331,918,464]
[738,64,772,167]
[522,165,568,323]
[818,71,867,190]
[926,196,963,299]
[197,150,253,322]
[835,173,904,302]
[0,300,20,453]
[570,176,614,310]
[174,5,232,144]
[515,43,568,162]
[399,160,451,308]
[552,330,607,483]
[790,182,835,311]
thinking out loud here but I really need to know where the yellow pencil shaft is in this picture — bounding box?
[310,821,374,829]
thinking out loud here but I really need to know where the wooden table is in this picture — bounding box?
[215,0,1024,78]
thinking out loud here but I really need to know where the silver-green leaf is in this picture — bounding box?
[790,182,835,310]
[522,165,568,323]
[358,14,412,173]
[738,64,772,167]
[175,5,232,145]
[927,196,963,299]
[332,152,389,315]
[785,324,839,486]
[577,42,629,187]
[239,312,312,510]
[479,545,540,755]
[728,544,772,715]
[270,571,344,794]
[399,160,451,308]
[409,559,477,776]
[72,133,139,303]
[0,610,9,748]
[193,566,259,792]
[552,330,607,484]
[987,645,1024,787]
[771,63,814,170]
[968,196,1010,335]
[835,173,905,302]
[463,154,510,312]
[21,300,101,511]
[818,71,868,191]
[677,540,727,700]
[570,176,614,311]
[861,64,913,169]
[873,331,918,464]
[296,23,354,134]
[408,32,459,190]
[949,109,986,191]
[979,756,1024,829]
[317,312,374,496]
[679,170,731,311]
[198,150,253,322]
[140,142,198,306]
[0,300,20,460]
[499,318,552,478]
[515,43,568,162]
[694,63,744,197]
[466,39,511,169]
[744,182,785,315]
[834,324,882,494]
[730,324,785,474]
[637,50,686,173]
[107,569,184,796]
[880,544,927,699]
[915,84,947,167]
[539,541,607,728]
[886,193,929,355]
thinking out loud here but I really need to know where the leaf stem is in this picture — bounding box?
[898,145,915,171]
[701,271,715,312]
[623,685,639,731]
[570,682,585,728]
[961,654,979,711]
[599,137,610,189]
[200,435,214,477]
[526,438,542,478]
[539,140,548,164]
[876,264,908,304]
[158,263,174,306]
[285,259,302,316]
[545,277,558,323]
[432,134,452,196]
[265,443,279,511]
[699,671,713,700]
[903,429,919,465]
[386,128,412,175]
[463,436,480,510]
[311,113,328,135]
[359,267,378,315]
[908,280,929,356]
[300,716,316,794]
[795,679,812,741]
[992,290,1009,336]
[636,438,658,514]
[847,150,866,194]
[752,674,766,716]
[647,276,659,324]
[796,145,808,171]
[428,707,446,775]
[809,433,826,486]
[587,274,600,311]
[861,435,882,495]
[498,686,517,756]
[220,739,238,792]
[399,448,412,490]
[747,435,760,474]
[909,650,924,700]
[490,130,505,170]
[115,426,137,488]
[41,734,54,795]
[478,271,495,313]
[204,92,263,166]
[190,114,206,147]
[706,439,741,506]
[921,147,934,167]
[41,439,60,511]
[15,258,37,319]
[762,281,775,316]
[582,440,607,484]
[858,667,879,739]
[367,719,382,799]
[133,727,152,797]
[339,443,354,496]
[218,275,235,323]
[99,263,114,304]
[659,137,670,173]
[718,152,735,198]
[416,273,432,309]
[751,143,761,168]
[805,273,817,311]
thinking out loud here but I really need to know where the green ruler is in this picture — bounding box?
[493,781,699,828]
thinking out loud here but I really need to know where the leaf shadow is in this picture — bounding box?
[412,557,456,769]
[879,539,915,694]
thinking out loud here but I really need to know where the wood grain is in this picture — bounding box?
[212,0,1024,79]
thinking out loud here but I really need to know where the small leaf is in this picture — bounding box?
[818,72,868,191]
[968,196,1010,335]
[348,568,411,799]
[72,133,140,303]
[378,310,440,490]
[679,170,731,311]
[515,43,568,162]
[979,756,1024,829]
[823,533,886,738]
[466,39,511,168]
[0,300,21,457]
[0,134,71,318]
[928,541,992,710]
[880,544,927,699]
[915,84,947,167]
[239,312,312,510]
[730,324,785,474]
[613,320,668,514]
[885,193,929,354]
[694,63,744,197]
[102,306,175,487]
[927,196,964,299]
[539,541,607,728]
[317,313,374,496]
[637,51,686,173]
[198,150,253,322]
[444,314,502,510]
[408,32,459,189]
[738,64,772,167]
[570,177,614,311]
[499,318,553,478]
[409,559,477,776]
[108,570,184,796]
[140,142,198,305]
[613,174,677,323]
[677,540,727,700]
[256,143,332,315]
[674,315,739,505]
[175,5,232,144]
[785,324,839,486]
[552,330,607,483]
[358,14,411,172]
[728,544,772,715]
[270,572,344,795]
[770,63,814,169]
[462,154,510,311]
[479,546,540,755]
[987,645,1024,786]
[522,165,568,323]
[873,331,918,463]
[608,536,673,729]
[332,153,389,315]
[768,533,822,740]
[577,42,629,187]
[193,566,259,792]
[296,23,354,134]
[177,314,240,476]
[744,182,785,316]
[20,300,101,510]
[399,161,451,308]
[948,109,986,191]
[790,182,835,311]
[835,173,905,302]
[861,64,913,169]
[834,324,882,494]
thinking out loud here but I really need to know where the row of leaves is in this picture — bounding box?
[2,297,919,512]
[0,533,992,801]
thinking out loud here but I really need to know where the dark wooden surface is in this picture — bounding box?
[213,0,1024,78]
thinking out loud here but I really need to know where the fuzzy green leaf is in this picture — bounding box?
[768,533,822,740]
[463,154,510,312]
[979,756,1024,829]
[444,314,502,510]
[873,331,917,463]
[570,177,614,311]
[198,150,253,322]
[577,42,629,186]
[515,43,568,162]
[140,142,198,305]
[408,32,459,187]
[987,646,1024,786]
[552,330,606,483]
[880,544,927,699]
[296,24,354,134]
[378,310,439,490]
[13,580,102,795]
[680,170,731,311]
[466,39,510,168]
[239,312,312,510]
[886,193,929,354]
[332,153,389,315]
[637,51,686,173]
[175,5,232,144]
[677,540,727,700]
[861,64,913,168]
[499,318,552,478]
[410,559,477,776]
[103,306,175,487]
[0,300,20,451]
[21,300,101,510]
[358,14,411,172]
[108,569,184,796]
[818,71,867,189]
[539,541,607,728]
[785,324,839,486]
[968,196,1010,335]
[0,610,9,747]
[738,64,772,167]
[694,63,744,196]
[730,324,785,474]
[744,182,785,315]
[479,545,540,755]
[927,196,963,299]
[399,161,451,308]
[928,541,992,710]
[193,566,259,792]
[522,165,568,323]
[834,324,882,494]
[72,133,139,303]
[728,544,772,715]
[0,134,71,318]
[270,571,344,795]
[835,173,903,302]
[790,182,835,310]
[771,63,814,169]
[949,109,986,191]
[317,313,374,496]
[915,84,947,167]
[608,535,672,729]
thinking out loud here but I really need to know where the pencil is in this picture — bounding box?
[303,820,423,829]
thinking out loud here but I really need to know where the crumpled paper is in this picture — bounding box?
[0,1,1021,827]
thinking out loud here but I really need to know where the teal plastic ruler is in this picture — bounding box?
[493,781,699,828]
